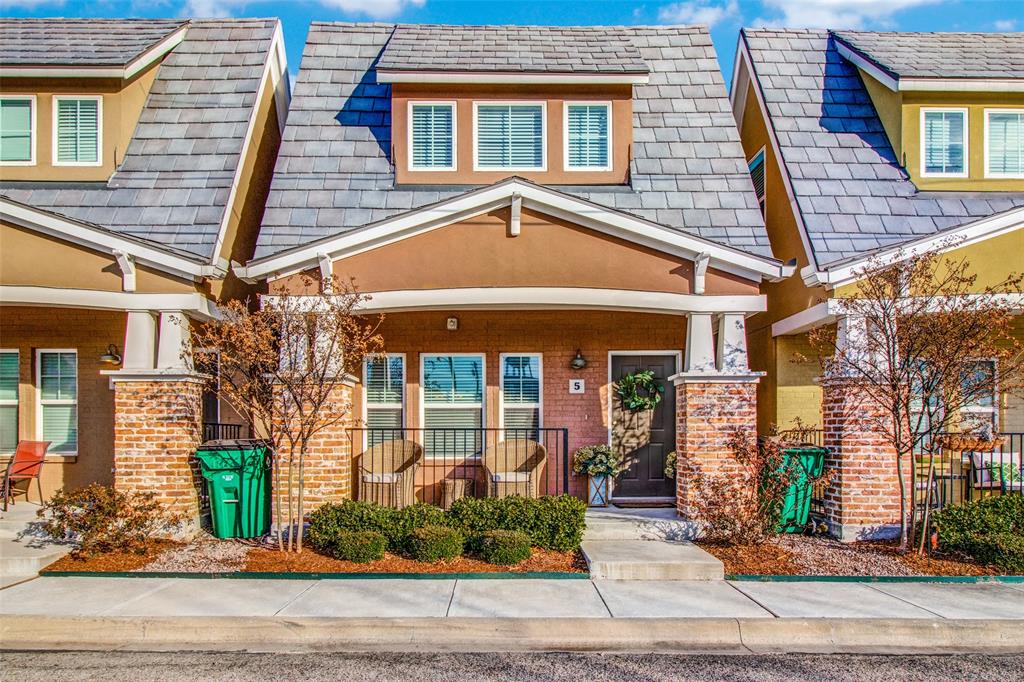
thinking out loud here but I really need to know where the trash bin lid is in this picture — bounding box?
[194,440,269,472]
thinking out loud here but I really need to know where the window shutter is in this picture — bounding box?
[56,99,99,163]
[411,104,453,169]
[477,104,543,169]
[566,104,609,168]
[0,99,32,162]
[988,112,1023,175]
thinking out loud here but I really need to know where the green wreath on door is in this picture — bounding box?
[614,370,665,412]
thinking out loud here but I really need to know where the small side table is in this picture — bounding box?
[443,478,475,508]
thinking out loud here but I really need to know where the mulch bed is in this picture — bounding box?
[243,546,588,574]
[42,540,183,573]
[700,534,1001,577]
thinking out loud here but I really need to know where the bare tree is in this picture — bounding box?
[807,243,1023,550]
[191,276,383,552]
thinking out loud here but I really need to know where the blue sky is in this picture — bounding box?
[3,1,1021,87]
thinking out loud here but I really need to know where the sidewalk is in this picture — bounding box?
[2,575,1022,654]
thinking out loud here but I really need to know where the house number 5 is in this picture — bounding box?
[569,379,585,394]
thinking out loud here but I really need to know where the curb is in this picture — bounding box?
[38,570,589,580]
[2,615,1022,654]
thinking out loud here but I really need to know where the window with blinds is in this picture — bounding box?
[986,110,1024,177]
[364,355,404,445]
[0,351,18,453]
[922,109,966,176]
[422,354,484,457]
[409,103,455,170]
[38,351,77,454]
[960,360,998,431]
[475,103,545,170]
[748,149,766,216]
[0,98,33,163]
[501,354,541,440]
[55,97,100,165]
[565,103,610,170]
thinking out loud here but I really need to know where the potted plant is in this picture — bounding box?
[573,444,628,507]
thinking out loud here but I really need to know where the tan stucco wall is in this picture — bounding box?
[392,83,633,186]
[0,64,159,182]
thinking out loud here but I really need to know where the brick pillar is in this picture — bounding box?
[674,378,758,519]
[273,381,355,514]
[113,377,204,536]
[821,378,908,541]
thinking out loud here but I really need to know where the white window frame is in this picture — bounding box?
[473,100,547,172]
[498,352,543,431]
[362,353,406,450]
[52,95,103,167]
[983,108,1024,179]
[419,352,486,458]
[407,101,456,172]
[0,349,18,454]
[0,95,37,166]
[562,101,612,172]
[35,348,77,455]
[920,107,968,179]
[747,146,766,214]
[960,358,999,431]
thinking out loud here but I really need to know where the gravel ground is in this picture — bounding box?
[134,533,251,572]
[2,652,1020,682]
[777,535,919,576]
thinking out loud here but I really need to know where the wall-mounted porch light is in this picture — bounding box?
[570,349,587,370]
[99,344,122,366]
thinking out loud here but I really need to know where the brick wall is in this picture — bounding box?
[674,380,758,518]
[113,378,204,533]
[821,378,908,541]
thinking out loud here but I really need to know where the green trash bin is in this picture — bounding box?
[777,446,827,533]
[194,440,271,539]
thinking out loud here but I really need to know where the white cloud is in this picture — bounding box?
[657,0,739,28]
[994,19,1018,31]
[0,0,64,8]
[754,0,939,30]
[182,0,424,19]
[182,0,241,18]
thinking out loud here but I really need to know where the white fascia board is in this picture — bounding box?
[209,20,287,265]
[0,286,219,320]
[0,198,221,281]
[728,32,750,123]
[239,179,791,283]
[901,78,1024,93]
[264,288,767,316]
[834,43,899,92]
[771,300,840,337]
[376,70,649,85]
[804,208,1024,289]
[0,25,186,81]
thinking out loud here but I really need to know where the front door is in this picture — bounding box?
[610,354,677,499]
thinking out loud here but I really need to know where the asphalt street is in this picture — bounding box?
[2,652,1022,681]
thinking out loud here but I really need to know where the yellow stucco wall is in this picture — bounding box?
[861,70,902,161]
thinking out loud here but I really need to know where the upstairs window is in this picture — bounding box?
[54,96,101,165]
[409,102,455,171]
[748,148,766,216]
[475,103,545,171]
[986,110,1024,178]
[565,103,611,171]
[364,354,405,446]
[0,97,35,164]
[922,108,966,177]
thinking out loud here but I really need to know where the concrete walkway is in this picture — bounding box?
[0,503,71,588]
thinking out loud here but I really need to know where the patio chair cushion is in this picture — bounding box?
[971,452,1021,487]
[491,471,531,483]
[362,473,399,484]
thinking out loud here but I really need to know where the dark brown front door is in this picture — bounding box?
[610,354,677,499]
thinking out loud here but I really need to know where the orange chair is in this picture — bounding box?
[2,441,50,511]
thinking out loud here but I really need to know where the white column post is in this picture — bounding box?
[717,313,750,374]
[122,311,157,370]
[157,310,193,371]
[683,312,717,373]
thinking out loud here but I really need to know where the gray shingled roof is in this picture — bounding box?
[255,22,769,261]
[0,18,278,261]
[741,29,1024,269]
[377,24,649,74]
[0,18,185,67]
[833,30,1024,81]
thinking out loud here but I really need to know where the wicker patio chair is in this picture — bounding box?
[356,440,423,509]
[481,439,547,499]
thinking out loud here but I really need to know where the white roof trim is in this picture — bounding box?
[376,70,649,85]
[239,178,791,284]
[0,24,186,80]
[0,197,222,281]
[265,288,767,316]
[772,300,840,337]
[834,42,899,92]
[803,207,1024,289]
[0,286,219,320]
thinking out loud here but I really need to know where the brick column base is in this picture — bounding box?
[821,378,908,541]
[113,377,204,537]
[674,378,758,520]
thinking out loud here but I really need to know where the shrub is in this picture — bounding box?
[447,494,586,552]
[330,530,387,563]
[38,484,179,557]
[406,524,464,562]
[308,500,450,554]
[933,495,1024,571]
[478,530,532,565]
[392,503,447,550]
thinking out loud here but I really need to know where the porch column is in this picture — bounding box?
[673,312,760,521]
[106,309,204,536]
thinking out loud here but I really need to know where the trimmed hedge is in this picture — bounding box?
[477,530,532,565]
[406,525,464,562]
[933,494,1024,572]
[307,500,445,553]
[330,530,387,563]
[447,494,587,552]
